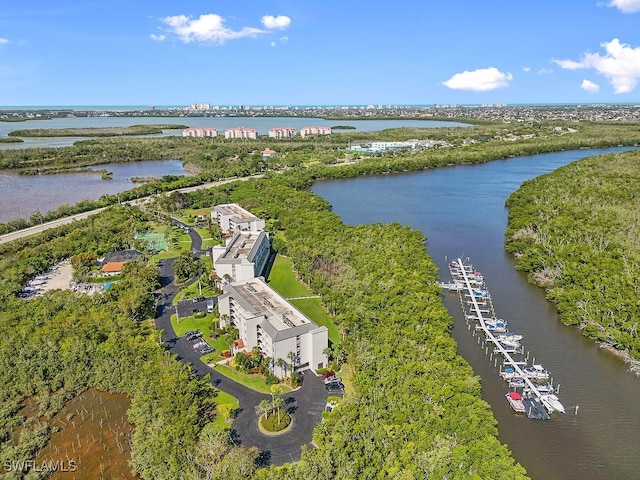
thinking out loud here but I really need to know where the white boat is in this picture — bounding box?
[496,337,521,349]
[509,377,525,388]
[500,367,518,380]
[496,332,523,343]
[540,393,565,414]
[523,364,550,381]
[485,319,507,333]
[505,391,526,413]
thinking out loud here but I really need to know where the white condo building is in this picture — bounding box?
[211,231,270,284]
[212,203,265,234]
[268,127,297,139]
[224,127,258,139]
[218,277,329,378]
[182,127,218,138]
[300,126,332,138]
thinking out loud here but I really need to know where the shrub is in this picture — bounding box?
[260,411,291,432]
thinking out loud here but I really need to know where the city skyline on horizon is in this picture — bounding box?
[2,1,640,106]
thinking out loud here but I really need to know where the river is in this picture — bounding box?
[312,148,640,480]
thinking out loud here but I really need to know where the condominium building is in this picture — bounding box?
[268,127,297,139]
[211,231,270,283]
[182,127,218,138]
[224,127,258,139]
[218,277,329,377]
[300,126,332,138]
[211,203,265,234]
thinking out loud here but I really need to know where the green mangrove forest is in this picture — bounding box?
[3,117,640,478]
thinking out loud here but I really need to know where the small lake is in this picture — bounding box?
[0,159,190,223]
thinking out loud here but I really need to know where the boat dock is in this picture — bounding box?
[446,258,564,420]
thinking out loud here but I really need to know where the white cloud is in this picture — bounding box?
[581,79,600,92]
[607,0,640,13]
[261,15,291,30]
[149,34,166,41]
[523,67,531,73]
[553,39,640,93]
[0,38,9,45]
[270,41,277,47]
[537,67,554,75]
[160,14,264,45]
[552,58,583,70]
[280,36,289,43]
[442,67,513,91]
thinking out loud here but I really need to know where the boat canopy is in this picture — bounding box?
[508,391,522,400]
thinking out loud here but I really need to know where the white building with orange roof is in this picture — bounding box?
[182,127,218,137]
[300,126,332,138]
[224,127,258,139]
[268,127,296,139]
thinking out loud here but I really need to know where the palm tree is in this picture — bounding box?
[275,357,285,378]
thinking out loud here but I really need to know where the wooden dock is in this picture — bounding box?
[447,258,564,420]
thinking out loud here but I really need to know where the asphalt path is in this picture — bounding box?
[154,228,335,466]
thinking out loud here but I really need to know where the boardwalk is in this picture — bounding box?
[448,258,564,420]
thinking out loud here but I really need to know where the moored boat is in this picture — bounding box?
[540,393,565,414]
[523,364,550,381]
[505,391,526,413]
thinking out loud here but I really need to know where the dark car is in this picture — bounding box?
[199,346,214,355]
[326,382,344,392]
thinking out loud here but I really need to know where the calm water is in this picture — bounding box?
[0,116,468,149]
[312,148,640,480]
[0,160,190,223]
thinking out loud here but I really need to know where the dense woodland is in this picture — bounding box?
[2,120,640,234]
[3,118,640,478]
[505,149,640,364]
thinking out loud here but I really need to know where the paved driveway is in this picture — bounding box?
[154,236,335,465]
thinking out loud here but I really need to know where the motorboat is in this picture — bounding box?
[523,364,550,381]
[508,377,525,388]
[496,337,521,349]
[500,367,518,380]
[505,391,526,413]
[473,289,490,298]
[540,393,565,414]
[485,319,507,333]
[496,332,523,343]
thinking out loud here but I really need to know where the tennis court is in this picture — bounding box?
[137,232,167,252]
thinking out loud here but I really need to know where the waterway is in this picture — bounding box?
[312,147,640,480]
[0,116,468,149]
[0,160,190,223]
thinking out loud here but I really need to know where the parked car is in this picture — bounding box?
[324,375,341,384]
[185,330,201,340]
[326,382,344,392]
[199,346,214,355]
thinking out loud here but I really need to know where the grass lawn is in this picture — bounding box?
[267,255,313,298]
[291,298,340,345]
[214,365,293,394]
[171,313,215,340]
[338,363,355,395]
[210,390,239,432]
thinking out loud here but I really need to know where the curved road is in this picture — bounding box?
[155,226,333,466]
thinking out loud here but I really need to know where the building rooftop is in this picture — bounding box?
[216,232,266,264]
[214,203,260,222]
[225,278,318,341]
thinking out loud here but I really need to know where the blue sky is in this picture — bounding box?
[1,1,640,106]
